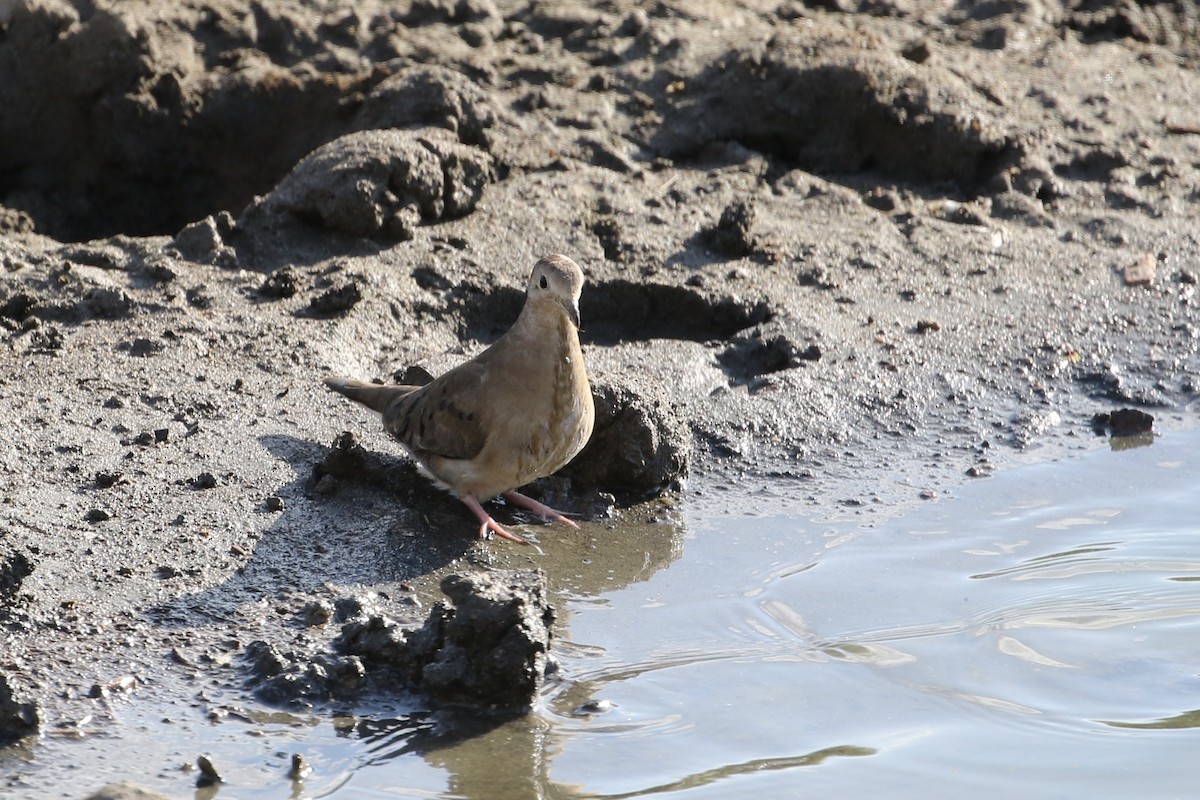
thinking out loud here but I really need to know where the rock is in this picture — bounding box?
[308,282,363,316]
[302,599,335,626]
[559,380,690,498]
[702,199,757,258]
[259,267,301,299]
[173,213,238,267]
[0,671,40,744]
[0,548,34,606]
[419,570,553,710]
[244,640,367,704]
[1123,253,1156,287]
[333,569,554,711]
[1092,408,1154,437]
[246,128,495,240]
[83,287,133,319]
[196,755,222,787]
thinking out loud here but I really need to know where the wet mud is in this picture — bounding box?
[1,0,1199,792]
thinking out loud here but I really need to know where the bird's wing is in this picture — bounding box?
[382,361,489,461]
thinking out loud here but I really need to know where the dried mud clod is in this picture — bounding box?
[416,570,554,710]
[702,199,758,259]
[1092,408,1155,437]
[243,128,496,241]
[246,570,553,713]
[560,380,690,499]
[653,37,1015,191]
[0,672,40,745]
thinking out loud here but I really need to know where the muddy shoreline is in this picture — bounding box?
[2,0,1199,788]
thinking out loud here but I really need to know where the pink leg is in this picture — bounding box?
[459,495,528,544]
[503,491,579,529]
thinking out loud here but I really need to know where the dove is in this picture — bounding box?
[323,254,595,544]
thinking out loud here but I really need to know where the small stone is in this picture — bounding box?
[260,268,300,299]
[288,753,312,780]
[702,199,757,258]
[301,600,334,627]
[1092,408,1154,436]
[1123,253,1156,286]
[94,471,123,489]
[196,755,222,787]
[265,495,285,512]
[85,509,111,523]
[309,283,362,316]
[573,698,614,716]
[190,472,218,490]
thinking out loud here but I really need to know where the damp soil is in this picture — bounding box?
[1,0,1199,790]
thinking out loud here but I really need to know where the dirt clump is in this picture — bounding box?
[1,1,1199,790]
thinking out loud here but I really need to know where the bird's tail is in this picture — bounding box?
[323,377,417,414]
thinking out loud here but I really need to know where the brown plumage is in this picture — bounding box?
[323,254,595,543]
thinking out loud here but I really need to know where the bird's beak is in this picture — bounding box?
[567,300,581,328]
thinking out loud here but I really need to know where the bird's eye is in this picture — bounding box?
[539,274,548,289]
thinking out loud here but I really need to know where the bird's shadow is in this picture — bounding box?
[148,433,490,629]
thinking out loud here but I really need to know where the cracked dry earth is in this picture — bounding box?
[1,0,1199,785]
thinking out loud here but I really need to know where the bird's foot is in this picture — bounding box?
[461,495,529,544]
[503,491,580,529]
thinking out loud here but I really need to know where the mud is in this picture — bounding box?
[1,0,1199,782]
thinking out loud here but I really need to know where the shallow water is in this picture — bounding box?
[6,427,1200,798]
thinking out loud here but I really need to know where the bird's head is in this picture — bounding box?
[527,254,585,328]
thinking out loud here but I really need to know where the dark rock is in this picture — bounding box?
[420,570,553,710]
[702,199,756,258]
[0,671,40,744]
[394,364,436,386]
[308,283,362,316]
[1092,408,1154,437]
[189,472,218,490]
[559,380,690,498]
[85,508,112,523]
[94,471,124,489]
[337,613,428,674]
[901,39,932,63]
[196,755,222,787]
[312,430,400,490]
[0,291,36,322]
[591,216,625,261]
[259,267,300,298]
[0,548,34,606]
[331,569,554,711]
